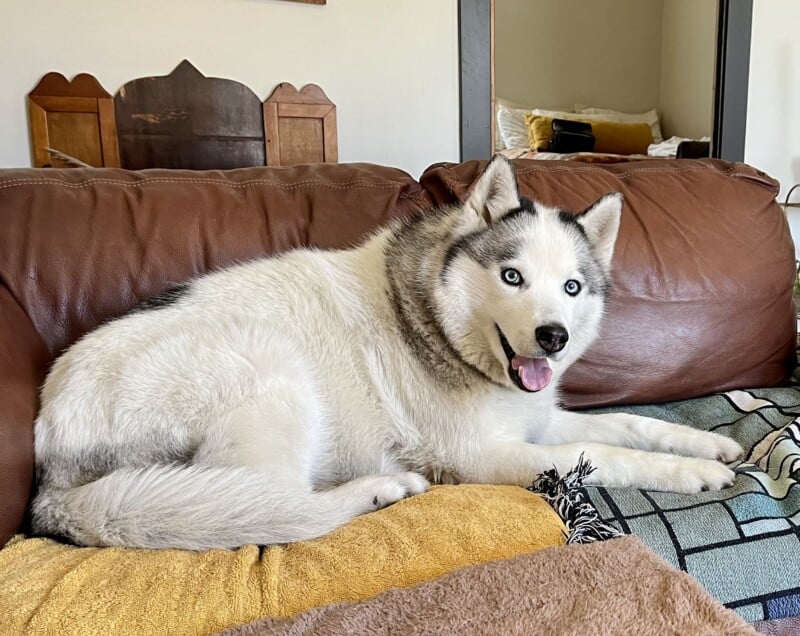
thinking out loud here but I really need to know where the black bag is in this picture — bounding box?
[550,119,595,153]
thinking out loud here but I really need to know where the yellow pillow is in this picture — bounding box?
[525,114,654,155]
[591,120,654,155]
[0,485,565,636]
[525,114,557,150]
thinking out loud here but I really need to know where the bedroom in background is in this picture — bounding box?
[492,0,718,161]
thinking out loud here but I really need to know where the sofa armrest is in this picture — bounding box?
[0,286,49,546]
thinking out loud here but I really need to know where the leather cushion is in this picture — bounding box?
[0,163,429,357]
[421,158,796,408]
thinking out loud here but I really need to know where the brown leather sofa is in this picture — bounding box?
[0,158,795,547]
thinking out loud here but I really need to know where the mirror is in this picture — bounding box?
[459,0,752,163]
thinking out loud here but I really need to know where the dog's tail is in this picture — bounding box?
[31,464,380,550]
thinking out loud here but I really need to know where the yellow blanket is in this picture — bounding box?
[0,485,565,636]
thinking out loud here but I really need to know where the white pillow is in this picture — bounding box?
[494,98,527,150]
[496,103,532,150]
[530,108,582,119]
[574,105,663,143]
[496,102,576,150]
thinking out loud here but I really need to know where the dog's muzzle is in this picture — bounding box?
[497,326,554,392]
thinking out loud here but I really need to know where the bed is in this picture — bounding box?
[499,146,651,163]
[494,98,708,163]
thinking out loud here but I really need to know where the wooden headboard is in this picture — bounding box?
[27,60,338,169]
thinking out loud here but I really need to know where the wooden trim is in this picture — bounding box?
[28,95,98,113]
[264,101,281,166]
[489,0,495,153]
[30,72,112,99]
[458,0,494,161]
[277,103,333,118]
[28,100,50,168]
[97,98,120,168]
[712,0,753,162]
[322,109,338,163]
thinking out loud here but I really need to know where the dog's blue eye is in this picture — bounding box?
[564,280,581,296]
[501,268,523,286]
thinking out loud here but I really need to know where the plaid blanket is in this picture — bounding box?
[583,387,800,622]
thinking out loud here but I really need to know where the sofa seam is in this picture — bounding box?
[0,178,416,191]
[514,164,739,182]
[400,191,430,203]
[434,161,762,186]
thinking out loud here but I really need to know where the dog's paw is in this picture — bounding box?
[707,434,744,463]
[370,472,430,509]
[687,432,743,463]
[660,430,744,464]
[660,457,736,494]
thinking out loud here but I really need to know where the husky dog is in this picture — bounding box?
[31,156,742,550]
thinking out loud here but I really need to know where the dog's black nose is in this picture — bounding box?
[536,324,569,354]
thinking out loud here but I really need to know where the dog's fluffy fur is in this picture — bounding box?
[31,156,742,550]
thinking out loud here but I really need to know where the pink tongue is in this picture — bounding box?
[511,356,552,391]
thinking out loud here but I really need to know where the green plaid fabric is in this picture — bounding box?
[584,387,800,622]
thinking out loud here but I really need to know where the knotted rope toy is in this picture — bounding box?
[527,454,623,544]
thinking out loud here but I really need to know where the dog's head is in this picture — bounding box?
[438,155,623,393]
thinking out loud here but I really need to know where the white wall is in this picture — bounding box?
[0,0,459,178]
[494,0,665,113]
[658,0,716,139]
[745,0,800,205]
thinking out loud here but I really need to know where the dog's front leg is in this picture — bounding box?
[465,441,736,494]
[536,409,743,462]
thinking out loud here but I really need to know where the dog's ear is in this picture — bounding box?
[462,155,520,230]
[576,193,623,270]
